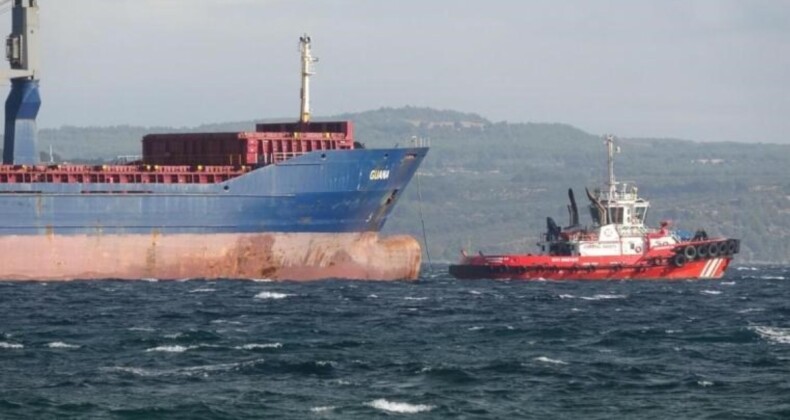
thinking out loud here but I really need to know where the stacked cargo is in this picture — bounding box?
[142,121,355,167]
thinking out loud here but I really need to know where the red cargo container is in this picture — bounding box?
[143,121,355,166]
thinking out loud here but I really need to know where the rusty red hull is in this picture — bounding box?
[0,232,422,281]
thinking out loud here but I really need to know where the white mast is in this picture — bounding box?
[605,134,616,199]
[299,34,317,123]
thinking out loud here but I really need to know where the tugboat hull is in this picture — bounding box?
[450,239,739,281]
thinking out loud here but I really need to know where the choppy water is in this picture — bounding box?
[1,265,790,419]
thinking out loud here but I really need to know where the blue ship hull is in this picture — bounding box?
[0,147,429,281]
[0,147,428,235]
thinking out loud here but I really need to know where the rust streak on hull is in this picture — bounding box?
[1,232,422,281]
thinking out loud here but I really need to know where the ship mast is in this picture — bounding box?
[2,0,41,165]
[299,34,317,124]
[605,134,617,199]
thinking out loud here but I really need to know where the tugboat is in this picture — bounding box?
[449,135,740,280]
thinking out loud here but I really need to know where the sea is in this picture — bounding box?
[1,265,789,419]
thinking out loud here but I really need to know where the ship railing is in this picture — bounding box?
[598,181,640,202]
[0,164,252,185]
[270,151,309,164]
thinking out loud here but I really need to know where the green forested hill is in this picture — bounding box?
[4,106,788,263]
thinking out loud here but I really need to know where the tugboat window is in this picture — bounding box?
[608,207,624,224]
[634,206,647,223]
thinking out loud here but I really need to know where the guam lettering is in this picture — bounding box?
[369,169,390,180]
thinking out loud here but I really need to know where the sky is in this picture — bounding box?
[1,0,788,143]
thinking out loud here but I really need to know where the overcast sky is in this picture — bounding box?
[1,0,788,143]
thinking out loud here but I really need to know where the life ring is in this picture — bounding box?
[696,243,708,258]
[683,245,697,260]
[672,254,686,267]
[635,246,643,253]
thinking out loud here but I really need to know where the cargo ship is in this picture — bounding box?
[449,135,739,281]
[1,2,428,281]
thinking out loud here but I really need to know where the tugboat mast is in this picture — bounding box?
[298,34,317,124]
[605,134,617,200]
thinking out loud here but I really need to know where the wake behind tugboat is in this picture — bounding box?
[450,135,740,281]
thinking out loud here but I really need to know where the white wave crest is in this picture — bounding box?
[737,308,765,314]
[697,380,714,387]
[47,342,80,349]
[141,278,159,283]
[701,290,722,295]
[189,288,216,293]
[145,345,196,353]
[752,326,790,344]
[468,326,484,331]
[211,319,243,325]
[105,359,264,377]
[105,366,156,377]
[367,399,434,414]
[404,297,428,301]
[580,294,626,301]
[255,291,292,300]
[310,406,336,413]
[0,342,23,349]
[760,276,785,280]
[368,294,379,298]
[559,294,575,299]
[234,343,283,350]
[736,266,759,271]
[534,356,568,365]
[128,327,156,332]
[469,290,482,295]
[720,281,736,286]
[252,278,274,283]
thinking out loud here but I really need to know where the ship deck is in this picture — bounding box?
[0,164,251,185]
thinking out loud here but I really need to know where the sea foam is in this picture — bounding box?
[534,356,568,365]
[47,342,80,349]
[254,291,292,300]
[752,326,790,344]
[366,399,434,414]
[145,345,196,353]
[234,343,283,350]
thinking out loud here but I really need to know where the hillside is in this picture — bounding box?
[3,106,788,263]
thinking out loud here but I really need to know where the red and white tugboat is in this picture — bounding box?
[450,135,740,281]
